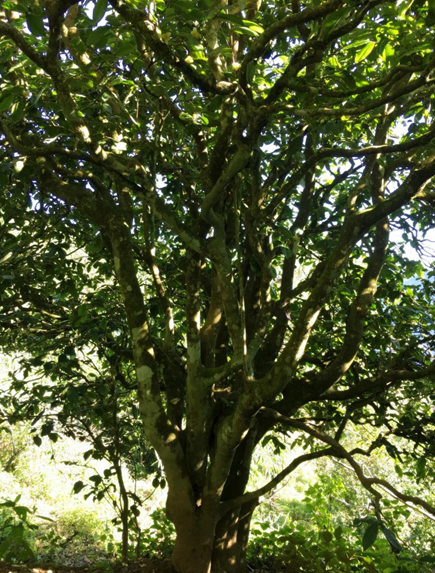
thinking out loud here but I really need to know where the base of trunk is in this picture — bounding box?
[171,501,258,573]
[212,500,258,573]
[171,515,214,573]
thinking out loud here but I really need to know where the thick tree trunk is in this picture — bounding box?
[212,508,241,573]
[171,510,216,573]
[171,501,257,573]
[211,500,258,573]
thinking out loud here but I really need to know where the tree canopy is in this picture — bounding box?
[1,0,435,572]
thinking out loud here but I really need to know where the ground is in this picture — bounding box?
[0,560,176,573]
[0,561,280,573]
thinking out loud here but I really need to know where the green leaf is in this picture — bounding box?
[19,541,36,560]
[152,477,160,488]
[0,538,10,558]
[334,526,343,540]
[328,55,340,68]
[355,41,376,64]
[381,525,402,552]
[0,500,15,508]
[321,530,333,544]
[87,26,111,48]
[26,13,45,37]
[14,506,30,520]
[399,0,414,16]
[218,13,264,35]
[0,94,15,112]
[93,0,108,24]
[394,463,403,477]
[362,522,379,550]
[3,1,22,9]
[35,514,56,522]
[246,61,256,85]
[207,95,223,112]
[89,474,103,485]
[73,480,86,494]
[416,457,427,479]
[33,435,42,447]
[41,421,54,436]
[11,523,24,540]
[83,449,94,460]
[131,505,140,517]
[232,25,261,37]
[382,43,395,60]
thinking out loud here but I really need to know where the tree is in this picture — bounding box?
[1,0,435,571]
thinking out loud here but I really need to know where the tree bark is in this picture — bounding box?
[171,508,216,573]
[211,429,259,572]
[211,499,258,573]
[171,500,257,573]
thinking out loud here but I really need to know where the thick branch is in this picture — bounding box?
[307,119,391,392]
[220,448,333,516]
[201,144,251,225]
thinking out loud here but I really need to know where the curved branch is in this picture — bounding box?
[263,122,435,219]
[1,117,204,255]
[220,447,333,516]
[262,411,435,518]
[286,64,425,100]
[201,144,251,225]
[319,361,435,400]
[306,115,391,394]
[276,75,435,119]
[308,218,388,393]
[202,356,243,387]
[265,0,390,105]
[357,158,435,229]
[239,0,342,90]
[0,21,48,70]
[108,0,234,95]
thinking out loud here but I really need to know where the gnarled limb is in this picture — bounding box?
[264,413,435,519]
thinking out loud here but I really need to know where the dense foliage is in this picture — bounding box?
[1,0,435,571]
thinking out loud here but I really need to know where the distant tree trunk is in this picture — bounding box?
[114,461,130,562]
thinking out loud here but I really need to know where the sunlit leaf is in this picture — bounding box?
[382,43,395,60]
[355,41,376,63]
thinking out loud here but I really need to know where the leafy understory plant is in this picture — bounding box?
[0,496,37,562]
